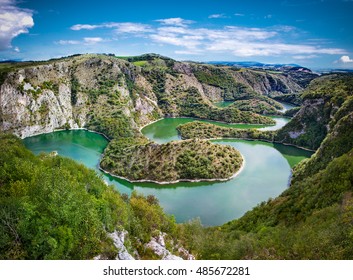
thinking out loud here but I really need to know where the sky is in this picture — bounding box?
[1,0,353,69]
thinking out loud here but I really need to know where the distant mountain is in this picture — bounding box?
[207,60,302,69]
[208,61,301,67]
[316,68,353,74]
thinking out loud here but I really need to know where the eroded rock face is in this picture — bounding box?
[108,231,135,260]
[0,56,160,138]
[145,232,195,260]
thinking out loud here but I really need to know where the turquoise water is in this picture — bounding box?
[141,116,290,144]
[277,101,296,113]
[23,118,312,226]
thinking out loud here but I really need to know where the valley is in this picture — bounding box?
[1,54,353,260]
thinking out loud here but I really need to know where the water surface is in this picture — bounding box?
[24,119,312,226]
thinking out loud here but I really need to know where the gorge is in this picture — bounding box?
[1,54,353,259]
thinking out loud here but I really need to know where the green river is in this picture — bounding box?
[23,116,312,226]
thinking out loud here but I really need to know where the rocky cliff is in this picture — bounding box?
[0,55,160,138]
[1,54,313,138]
[275,74,353,150]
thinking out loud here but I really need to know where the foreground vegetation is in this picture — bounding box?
[101,138,243,182]
[0,134,180,259]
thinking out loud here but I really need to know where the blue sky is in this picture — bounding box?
[1,0,353,68]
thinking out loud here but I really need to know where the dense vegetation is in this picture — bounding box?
[178,87,275,124]
[179,147,353,259]
[276,74,353,150]
[271,93,302,106]
[176,74,353,260]
[101,138,243,182]
[178,121,275,142]
[0,134,179,259]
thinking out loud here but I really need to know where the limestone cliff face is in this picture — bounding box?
[189,63,306,102]
[0,55,160,138]
[275,98,328,150]
[0,66,87,138]
[0,54,310,138]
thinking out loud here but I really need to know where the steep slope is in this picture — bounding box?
[0,133,183,260]
[0,54,161,138]
[1,54,285,139]
[275,74,353,150]
[180,74,353,260]
[2,54,306,183]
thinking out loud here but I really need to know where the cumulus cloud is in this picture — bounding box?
[0,0,34,51]
[338,55,353,63]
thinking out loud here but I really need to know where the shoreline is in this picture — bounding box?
[205,137,315,152]
[21,118,314,153]
[99,153,245,185]
[139,115,278,132]
[21,127,111,141]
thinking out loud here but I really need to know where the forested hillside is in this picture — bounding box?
[1,55,352,260]
[178,74,353,259]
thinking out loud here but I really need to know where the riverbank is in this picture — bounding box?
[21,127,112,141]
[139,115,280,132]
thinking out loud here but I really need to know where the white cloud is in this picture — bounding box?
[293,55,318,59]
[113,23,152,34]
[70,22,152,36]
[150,34,201,49]
[208,14,228,19]
[155,18,194,27]
[0,0,34,50]
[68,19,346,59]
[338,55,353,63]
[157,26,189,34]
[175,50,202,55]
[234,13,244,17]
[83,37,104,44]
[57,40,81,45]
[206,40,344,57]
[70,24,100,31]
[56,37,104,45]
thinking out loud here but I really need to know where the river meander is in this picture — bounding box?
[23,117,312,226]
